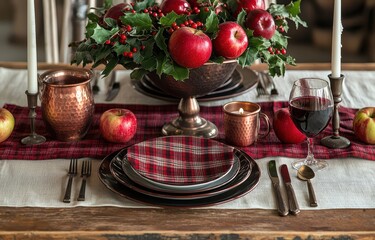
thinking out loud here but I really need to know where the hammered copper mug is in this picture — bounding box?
[39,68,94,142]
[223,101,270,147]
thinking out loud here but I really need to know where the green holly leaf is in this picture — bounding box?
[91,24,119,44]
[114,43,130,56]
[204,11,219,34]
[130,68,149,80]
[238,47,258,67]
[163,62,189,81]
[236,9,247,27]
[160,12,185,26]
[271,31,288,49]
[141,57,157,71]
[85,22,97,38]
[102,57,118,76]
[133,0,156,11]
[120,13,153,31]
[155,28,168,55]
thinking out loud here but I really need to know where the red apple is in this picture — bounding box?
[0,108,15,143]
[160,0,191,15]
[103,3,128,23]
[100,108,137,143]
[245,9,276,39]
[188,0,199,8]
[235,0,265,16]
[168,27,212,68]
[353,107,375,144]
[273,108,306,144]
[212,22,248,59]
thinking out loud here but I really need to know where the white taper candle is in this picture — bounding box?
[331,0,343,78]
[27,0,38,94]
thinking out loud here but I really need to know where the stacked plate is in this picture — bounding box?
[98,136,261,207]
[131,66,259,102]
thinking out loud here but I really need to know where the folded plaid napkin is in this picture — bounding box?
[126,136,235,185]
[1,102,374,161]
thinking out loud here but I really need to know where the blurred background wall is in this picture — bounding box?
[0,0,374,63]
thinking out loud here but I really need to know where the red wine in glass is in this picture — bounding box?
[289,78,333,171]
[289,96,333,138]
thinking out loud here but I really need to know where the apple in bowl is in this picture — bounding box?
[245,9,276,39]
[160,0,190,15]
[168,27,212,68]
[234,0,265,16]
[212,22,248,59]
[273,108,306,144]
[353,107,375,144]
[0,108,15,143]
[100,108,137,143]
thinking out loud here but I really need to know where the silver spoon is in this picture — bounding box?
[297,165,318,207]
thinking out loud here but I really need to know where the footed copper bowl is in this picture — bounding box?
[147,60,238,138]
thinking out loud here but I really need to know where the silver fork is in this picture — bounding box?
[77,160,92,201]
[262,72,279,95]
[63,159,78,203]
[256,82,267,96]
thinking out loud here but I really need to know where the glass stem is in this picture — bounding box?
[306,137,316,165]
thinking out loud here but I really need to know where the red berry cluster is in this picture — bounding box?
[275,16,286,33]
[268,47,286,55]
[143,6,164,18]
[104,24,133,46]
[168,19,204,34]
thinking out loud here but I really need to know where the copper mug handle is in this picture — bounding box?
[258,112,270,139]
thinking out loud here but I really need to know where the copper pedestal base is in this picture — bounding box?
[162,97,218,138]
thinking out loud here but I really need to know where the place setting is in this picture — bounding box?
[98,135,260,208]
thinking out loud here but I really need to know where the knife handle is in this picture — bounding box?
[307,179,318,207]
[285,184,300,215]
[273,183,289,216]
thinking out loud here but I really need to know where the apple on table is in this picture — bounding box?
[100,109,137,143]
[353,107,375,144]
[0,108,15,144]
[273,108,306,144]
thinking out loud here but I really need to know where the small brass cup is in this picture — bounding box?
[223,101,270,147]
[39,68,94,142]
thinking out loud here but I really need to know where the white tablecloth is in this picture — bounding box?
[0,67,374,209]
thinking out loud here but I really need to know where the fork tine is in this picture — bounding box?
[74,159,78,174]
[80,160,84,176]
[87,160,92,176]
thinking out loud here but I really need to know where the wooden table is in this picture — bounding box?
[0,62,374,239]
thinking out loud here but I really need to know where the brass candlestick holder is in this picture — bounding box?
[321,74,350,149]
[21,91,46,145]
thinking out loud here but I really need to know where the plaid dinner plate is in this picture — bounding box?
[126,136,235,185]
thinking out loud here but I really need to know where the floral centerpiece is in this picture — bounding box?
[71,0,306,81]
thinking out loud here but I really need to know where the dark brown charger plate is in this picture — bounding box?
[98,148,261,208]
[131,65,259,102]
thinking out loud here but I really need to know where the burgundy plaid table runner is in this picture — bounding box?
[1,102,374,161]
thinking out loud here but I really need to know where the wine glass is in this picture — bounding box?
[289,78,334,171]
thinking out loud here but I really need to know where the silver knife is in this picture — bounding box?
[281,164,300,215]
[268,160,289,216]
[105,71,120,101]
